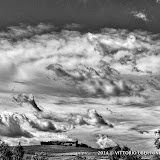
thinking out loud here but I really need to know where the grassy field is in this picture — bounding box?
[23,145,97,154]
[1,141,152,160]
[23,145,100,159]
[23,145,153,160]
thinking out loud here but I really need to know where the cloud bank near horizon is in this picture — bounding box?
[0,111,75,145]
[0,109,114,146]
[36,108,113,127]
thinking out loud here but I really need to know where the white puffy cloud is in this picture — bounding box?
[39,109,113,127]
[67,109,109,127]
[26,119,69,132]
[96,134,118,149]
[84,109,113,127]
[0,112,33,138]
[0,111,71,140]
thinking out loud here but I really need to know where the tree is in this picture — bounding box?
[0,140,24,160]
[0,140,13,160]
[12,142,24,160]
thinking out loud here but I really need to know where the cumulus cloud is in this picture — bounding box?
[35,108,113,127]
[82,109,113,127]
[0,111,75,146]
[0,111,71,140]
[0,112,33,138]
[26,119,68,132]
[25,114,71,132]
[96,134,118,149]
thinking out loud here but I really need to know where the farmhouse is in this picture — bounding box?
[40,140,78,147]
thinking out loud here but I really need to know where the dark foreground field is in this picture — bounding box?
[22,145,153,160]
[23,145,97,154]
[23,145,101,160]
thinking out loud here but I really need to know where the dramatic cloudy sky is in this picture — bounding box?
[0,0,160,32]
[0,0,160,152]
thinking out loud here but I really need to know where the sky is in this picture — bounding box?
[0,0,160,33]
[1,0,160,151]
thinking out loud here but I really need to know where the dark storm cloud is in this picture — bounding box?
[0,0,160,32]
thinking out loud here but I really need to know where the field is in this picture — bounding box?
[22,145,153,160]
[23,145,97,154]
[23,145,106,160]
